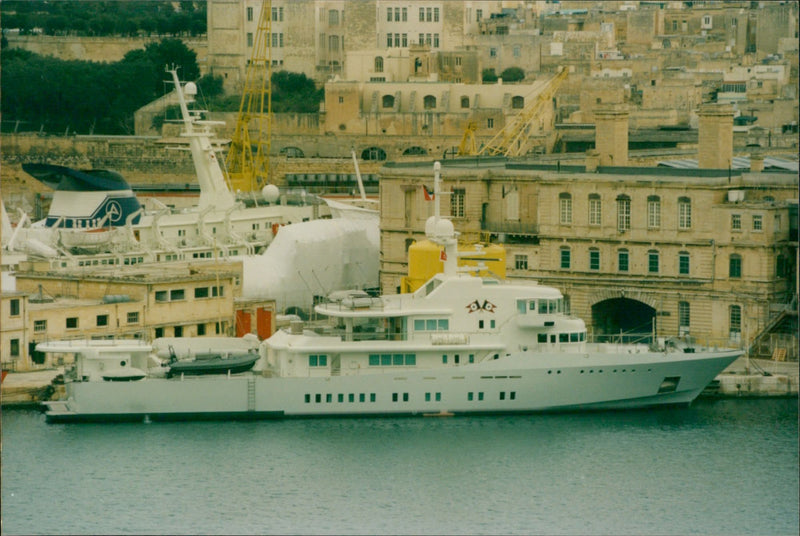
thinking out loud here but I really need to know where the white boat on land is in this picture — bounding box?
[2,69,329,267]
[38,163,742,423]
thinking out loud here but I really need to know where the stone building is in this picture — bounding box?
[4,260,276,371]
[377,158,797,349]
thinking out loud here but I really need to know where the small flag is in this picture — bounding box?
[423,185,435,201]
[440,250,447,261]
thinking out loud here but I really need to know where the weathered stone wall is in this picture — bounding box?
[4,35,208,70]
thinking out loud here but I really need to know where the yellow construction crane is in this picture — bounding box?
[459,68,568,158]
[226,0,273,193]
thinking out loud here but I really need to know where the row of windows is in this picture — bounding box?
[537,332,587,343]
[369,354,417,367]
[558,247,757,278]
[559,193,693,231]
[414,319,449,332]
[302,391,520,404]
[154,322,226,339]
[154,286,224,303]
[385,7,439,23]
[379,93,520,111]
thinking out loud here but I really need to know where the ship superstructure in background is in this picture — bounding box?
[39,163,742,423]
[1,69,332,267]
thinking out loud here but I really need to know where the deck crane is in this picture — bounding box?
[459,68,568,158]
[225,0,272,194]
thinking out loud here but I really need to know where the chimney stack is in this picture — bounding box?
[698,104,734,169]
[594,105,629,167]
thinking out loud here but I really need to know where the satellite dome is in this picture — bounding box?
[184,82,198,96]
[262,184,280,203]
[425,216,454,239]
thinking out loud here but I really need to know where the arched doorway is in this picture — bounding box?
[591,298,655,343]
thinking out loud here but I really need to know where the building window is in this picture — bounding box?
[170,289,185,301]
[247,32,253,47]
[752,214,763,231]
[434,7,439,22]
[647,195,661,229]
[515,255,528,270]
[451,188,465,218]
[96,314,108,327]
[155,290,168,302]
[424,95,436,109]
[34,320,47,333]
[487,118,494,128]
[403,33,408,47]
[66,317,79,330]
[197,323,206,336]
[174,325,183,337]
[155,327,164,338]
[777,254,788,277]
[588,194,601,226]
[195,287,210,299]
[387,7,393,22]
[10,338,20,357]
[679,251,690,275]
[375,56,384,73]
[402,7,407,21]
[648,250,659,274]
[731,214,742,231]
[382,94,394,108]
[678,197,691,229]
[127,311,139,324]
[729,305,742,338]
[559,193,572,224]
[461,96,469,108]
[386,34,392,47]
[513,45,521,58]
[433,34,439,48]
[329,9,339,25]
[617,195,631,232]
[678,301,690,333]
[588,249,600,271]
[247,6,253,22]
[618,249,629,272]
[419,7,424,21]
[729,254,742,278]
[490,47,497,58]
[10,298,20,316]
[511,96,524,109]
[560,247,571,269]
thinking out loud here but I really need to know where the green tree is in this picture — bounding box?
[500,67,525,82]
[482,68,498,83]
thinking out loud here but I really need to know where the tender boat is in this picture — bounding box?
[38,163,743,423]
[166,352,260,378]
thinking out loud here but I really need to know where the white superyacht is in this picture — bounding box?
[39,163,742,422]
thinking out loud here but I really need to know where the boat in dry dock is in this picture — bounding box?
[38,163,743,423]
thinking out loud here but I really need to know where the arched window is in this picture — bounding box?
[375,56,384,73]
[402,146,427,156]
[423,95,436,109]
[279,146,304,158]
[588,193,601,226]
[647,195,661,229]
[511,96,524,109]
[678,251,690,275]
[382,94,395,108]
[460,96,469,108]
[559,192,572,224]
[678,196,692,229]
[648,249,660,274]
[361,147,387,161]
[616,194,631,232]
[560,246,571,269]
[589,248,600,271]
[729,254,742,278]
[729,304,742,340]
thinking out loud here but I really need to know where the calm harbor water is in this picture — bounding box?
[2,399,797,536]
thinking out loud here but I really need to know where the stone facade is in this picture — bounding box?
[378,160,797,349]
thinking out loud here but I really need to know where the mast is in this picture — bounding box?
[425,161,458,277]
[168,69,236,212]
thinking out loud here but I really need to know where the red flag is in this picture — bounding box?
[440,250,447,261]
[423,185,435,201]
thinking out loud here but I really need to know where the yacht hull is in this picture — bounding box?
[43,350,739,423]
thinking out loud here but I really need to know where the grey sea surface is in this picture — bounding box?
[1,399,797,535]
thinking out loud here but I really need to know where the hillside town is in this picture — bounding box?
[0,0,797,398]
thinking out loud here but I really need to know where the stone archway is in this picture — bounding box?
[591,297,656,343]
